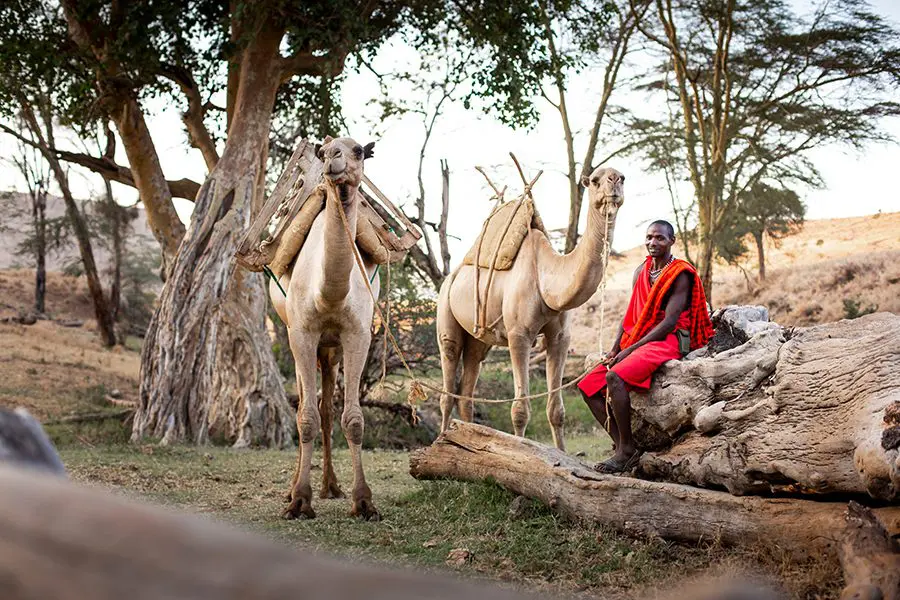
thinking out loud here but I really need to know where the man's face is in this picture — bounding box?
[645,224,675,258]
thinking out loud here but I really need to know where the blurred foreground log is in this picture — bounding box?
[410,421,900,561]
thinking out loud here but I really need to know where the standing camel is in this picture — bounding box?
[436,166,624,451]
[269,136,380,521]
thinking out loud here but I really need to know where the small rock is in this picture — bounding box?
[508,495,531,519]
[19,313,37,326]
[624,551,635,565]
[574,450,586,457]
[422,538,440,548]
[445,548,473,567]
[109,389,123,399]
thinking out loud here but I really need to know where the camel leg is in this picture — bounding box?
[340,328,379,521]
[285,387,304,503]
[458,336,492,423]
[508,332,532,438]
[543,323,569,452]
[318,347,343,500]
[437,290,464,432]
[283,335,320,520]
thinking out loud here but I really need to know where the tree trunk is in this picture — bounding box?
[109,95,186,274]
[608,310,900,501]
[753,231,765,281]
[409,421,900,560]
[22,105,117,347]
[104,178,122,321]
[134,20,293,448]
[439,159,451,277]
[32,188,46,315]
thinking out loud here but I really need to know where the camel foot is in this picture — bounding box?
[282,497,316,520]
[319,479,345,499]
[350,497,381,522]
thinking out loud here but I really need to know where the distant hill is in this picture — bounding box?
[570,212,900,354]
[0,191,159,273]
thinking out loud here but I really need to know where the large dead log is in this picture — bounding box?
[839,501,900,600]
[598,310,900,501]
[410,421,900,560]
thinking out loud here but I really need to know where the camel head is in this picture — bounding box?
[318,136,375,193]
[581,166,625,211]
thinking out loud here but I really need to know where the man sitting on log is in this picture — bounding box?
[579,220,713,474]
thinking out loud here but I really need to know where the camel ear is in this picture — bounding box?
[363,141,375,160]
[581,174,591,188]
[323,135,334,144]
[314,143,324,159]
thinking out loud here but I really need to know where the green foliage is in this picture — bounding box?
[618,0,900,280]
[715,183,806,265]
[842,298,878,320]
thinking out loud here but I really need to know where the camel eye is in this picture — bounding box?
[316,146,325,159]
[353,146,363,158]
[591,177,599,186]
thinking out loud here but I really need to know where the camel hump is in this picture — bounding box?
[462,199,544,271]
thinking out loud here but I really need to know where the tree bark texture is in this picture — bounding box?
[135,21,293,448]
[410,421,900,560]
[839,501,900,600]
[614,312,900,501]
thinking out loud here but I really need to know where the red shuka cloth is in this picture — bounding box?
[578,257,712,397]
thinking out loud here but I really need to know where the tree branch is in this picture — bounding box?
[0,122,200,200]
[159,63,219,171]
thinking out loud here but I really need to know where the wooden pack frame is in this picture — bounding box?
[234,138,421,273]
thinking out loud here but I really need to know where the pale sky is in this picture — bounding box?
[1,0,898,262]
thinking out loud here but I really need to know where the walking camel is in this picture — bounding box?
[437,166,624,450]
[269,136,380,521]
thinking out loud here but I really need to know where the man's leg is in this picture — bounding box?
[580,389,620,448]
[606,371,636,462]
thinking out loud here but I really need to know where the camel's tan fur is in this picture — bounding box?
[269,136,381,521]
[436,167,624,450]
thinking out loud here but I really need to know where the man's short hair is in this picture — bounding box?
[648,220,675,239]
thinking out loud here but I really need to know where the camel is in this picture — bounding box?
[269,136,381,521]
[436,166,624,451]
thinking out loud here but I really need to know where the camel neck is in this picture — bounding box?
[318,182,359,305]
[538,199,618,312]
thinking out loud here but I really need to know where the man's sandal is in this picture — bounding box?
[592,450,641,474]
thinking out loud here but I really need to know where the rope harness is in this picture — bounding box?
[332,177,615,422]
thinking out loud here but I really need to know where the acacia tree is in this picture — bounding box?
[626,0,900,300]
[717,183,805,281]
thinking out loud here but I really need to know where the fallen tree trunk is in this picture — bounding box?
[410,421,900,560]
[596,310,900,501]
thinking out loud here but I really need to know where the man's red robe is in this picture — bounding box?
[578,257,713,397]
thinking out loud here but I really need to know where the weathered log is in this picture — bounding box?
[410,421,900,560]
[839,501,900,600]
[599,311,900,500]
